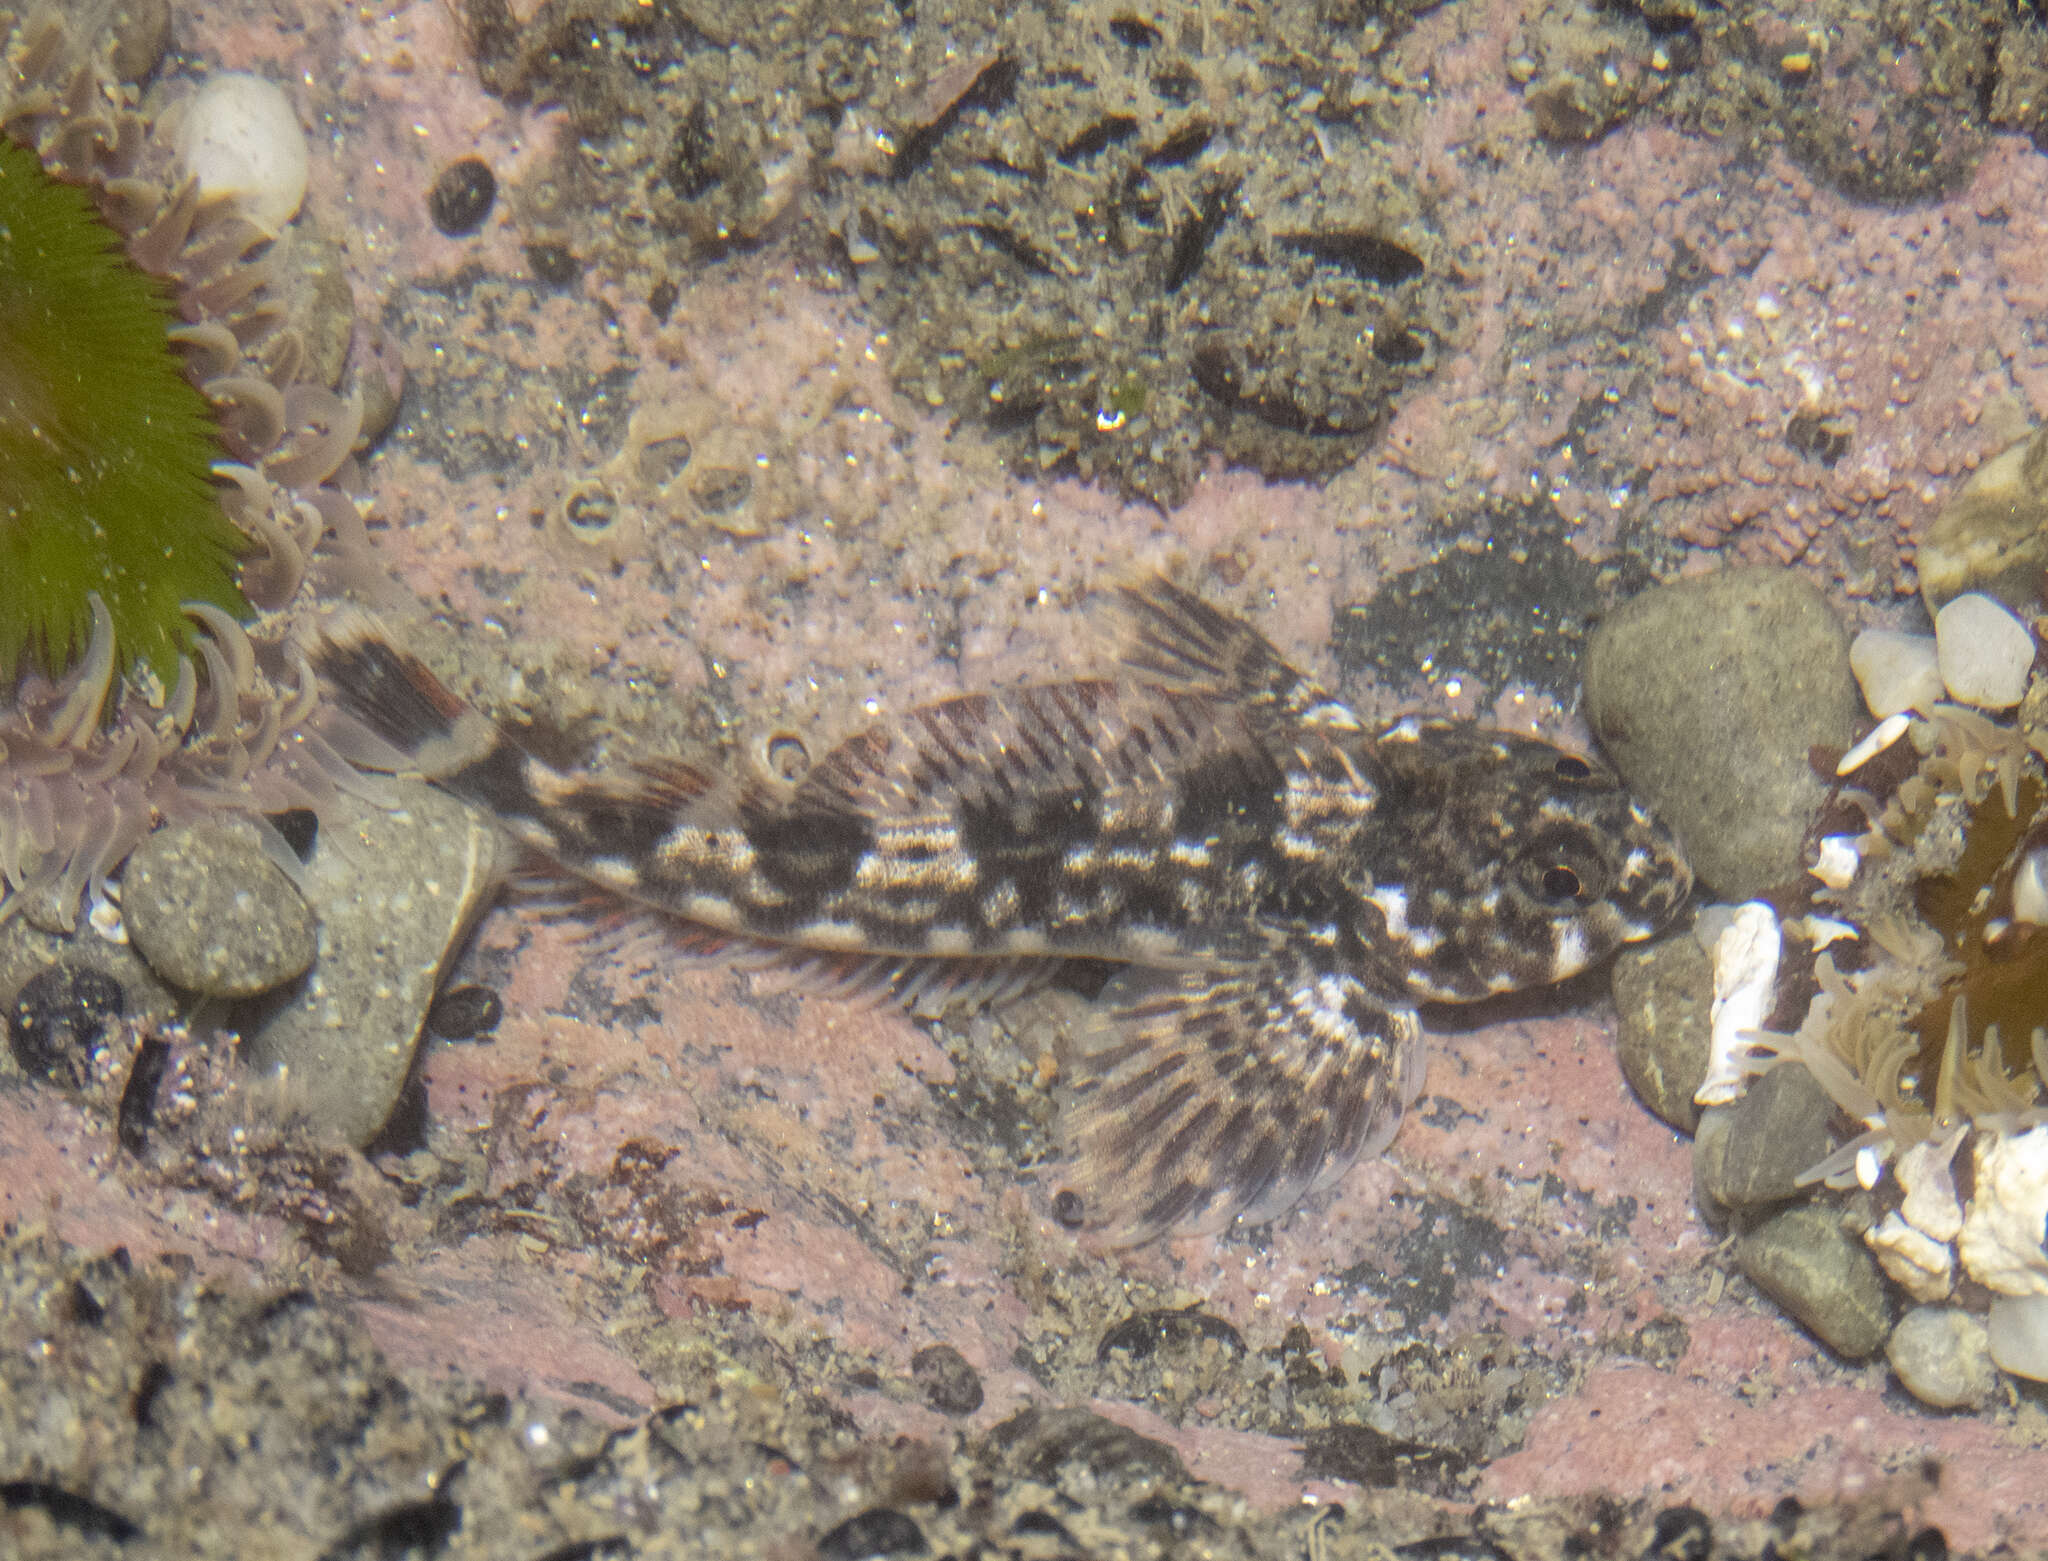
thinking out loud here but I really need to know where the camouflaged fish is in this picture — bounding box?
[306,580,1691,1243]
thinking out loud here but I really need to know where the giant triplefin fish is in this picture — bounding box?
[306,579,1692,1242]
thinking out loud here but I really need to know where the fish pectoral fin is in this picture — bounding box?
[1058,953,1423,1245]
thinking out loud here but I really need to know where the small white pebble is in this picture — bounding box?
[1935,592,2036,711]
[1849,627,1942,719]
[174,73,309,235]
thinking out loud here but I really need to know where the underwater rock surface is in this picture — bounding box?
[1584,568,1862,901]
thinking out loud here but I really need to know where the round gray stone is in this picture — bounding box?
[1583,568,1863,902]
[1611,934,1713,1134]
[1710,1063,1838,1209]
[1887,1306,1996,1410]
[1736,1203,1892,1359]
[122,820,317,998]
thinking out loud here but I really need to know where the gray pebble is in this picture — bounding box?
[1610,934,1713,1134]
[1583,568,1863,901]
[1691,1106,1736,1229]
[1707,1063,1838,1210]
[1887,1306,1996,1410]
[121,821,316,998]
[1736,1204,1891,1359]
[238,782,500,1147]
[911,1343,984,1415]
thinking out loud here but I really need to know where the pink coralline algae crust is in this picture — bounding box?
[1632,139,2048,582]
[16,0,2048,1553]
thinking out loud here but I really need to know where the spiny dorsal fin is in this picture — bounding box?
[1114,576,1362,734]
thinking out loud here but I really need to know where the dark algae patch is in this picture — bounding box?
[457,0,1456,505]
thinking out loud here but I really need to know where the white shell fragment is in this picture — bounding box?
[1866,1212,1956,1303]
[1934,592,2037,712]
[1959,1124,2048,1296]
[1988,1293,2048,1382]
[1896,1127,1968,1243]
[2014,847,2048,927]
[1786,914,1859,949]
[1835,711,1913,776]
[175,73,309,235]
[1849,627,1943,719]
[1695,901,1781,1107]
[1809,834,1861,891]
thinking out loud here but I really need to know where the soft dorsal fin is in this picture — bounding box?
[791,677,1281,820]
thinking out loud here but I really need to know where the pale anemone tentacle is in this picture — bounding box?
[267,383,365,489]
[186,600,258,691]
[45,595,118,749]
[166,318,244,380]
[203,372,289,458]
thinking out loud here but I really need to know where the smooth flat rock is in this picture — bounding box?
[239,782,499,1147]
[1708,1062,1838,1209]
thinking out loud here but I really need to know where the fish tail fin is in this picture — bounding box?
[302,608,555,827]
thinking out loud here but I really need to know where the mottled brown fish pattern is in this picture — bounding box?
[307,580,1691,1242]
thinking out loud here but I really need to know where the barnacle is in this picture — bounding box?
[0,9,374,929]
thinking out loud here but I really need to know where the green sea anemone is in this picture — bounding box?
[0,9,375,930]
[0,132,249,688]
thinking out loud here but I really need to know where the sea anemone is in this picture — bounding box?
[0,9,374,929]
[1726,682,2048,1200]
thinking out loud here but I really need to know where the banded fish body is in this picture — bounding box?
[307,580,1691,1242]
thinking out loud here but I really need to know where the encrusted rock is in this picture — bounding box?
[121,820,317,998]
[1583,568,1863,901]
[1736,1204,1891,1359]
[1888,1307,1995,1410]
[1610,934,1713,1134]
[238,782,500,1147]
[1918,426,2048,617]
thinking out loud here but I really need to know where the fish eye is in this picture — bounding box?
[1522,838,1606,905]
[1553,754,1593,781]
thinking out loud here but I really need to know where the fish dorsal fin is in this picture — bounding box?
[1114,576,1364,735]
[791,678,1279,819]
[1059,937,1424,1245]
